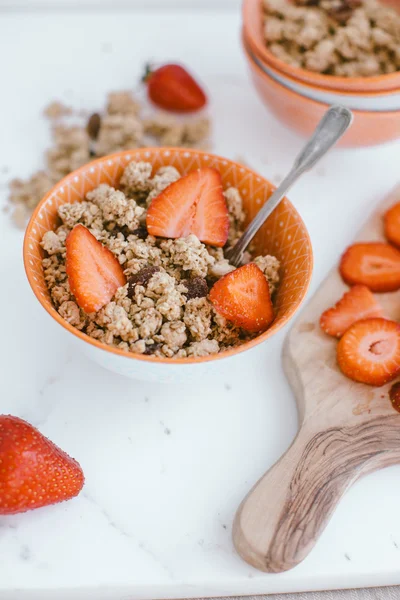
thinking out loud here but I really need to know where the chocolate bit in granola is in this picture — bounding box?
[144,342,163,355]
[322,0,362,22]
[108,225,130,238]
[295,0,320,5]
[127,266,161,298]
[181,276,209,300]
[132,226,148,240]
[87,113,102,140]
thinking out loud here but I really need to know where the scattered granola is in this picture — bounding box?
[143,113,210,148]
[263,0,400,76]
[41,161,280,358]
[8,90,211,229]
[9,171,55,227]
[47,125,91,181]
[43,101,72,120]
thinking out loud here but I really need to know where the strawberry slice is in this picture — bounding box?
[384,202,400,248]
[146,167,229,247]
[0,415,84,515]
[209,263,274,333]
[144,63,207,113]
[337,318,400,386]
[66,224,126,313]
[320,285,382,338]
[389,381,400,413]
[339,242,400,292]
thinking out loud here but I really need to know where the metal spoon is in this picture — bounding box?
[225,105,353,267]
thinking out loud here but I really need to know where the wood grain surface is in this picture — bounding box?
[233,185,400,573]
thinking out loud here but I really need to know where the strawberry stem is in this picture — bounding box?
[142,63,153,83]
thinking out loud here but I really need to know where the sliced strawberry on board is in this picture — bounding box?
[0,415,84,515]
[384,202,400,248]
[320,285,383,338]
[146,167,229,247]
[209,263,274,333]
[337,318,400,386]
[339,242,400,292]
[66,224,127,313]
[144,63,207,113]
[389,381,400,413]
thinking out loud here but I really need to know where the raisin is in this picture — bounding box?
[132,226,148,240]
[110,225,129,238]
[110,226,148,239]
[324,0,362,22]
[87,113,101,140]
[328,6,353,22]
[144,343,163,355]
[127,266,160,298]
[181,276,208,300]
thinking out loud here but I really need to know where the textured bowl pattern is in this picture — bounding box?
[24,148,313,366]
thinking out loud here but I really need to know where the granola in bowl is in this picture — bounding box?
[263,0,400,77]
[40,160,280,359]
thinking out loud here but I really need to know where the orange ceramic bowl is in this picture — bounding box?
[243,0,400,93]
[244,34,400,147]
[24,148,312,383]
[244,28,400,111]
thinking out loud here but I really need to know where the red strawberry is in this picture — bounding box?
[144,63,207,113]
[384,202,400,248]
[0,415,84,515]
[389,381,400,413]
[209,263,274,333]
[337,318,400,386]
[146,167,229,247]
[339,242,400,292]
[66,224,126,313]
[320,285,382,338]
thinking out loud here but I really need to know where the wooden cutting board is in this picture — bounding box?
[233,185,400,574]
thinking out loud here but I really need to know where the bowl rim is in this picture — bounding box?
[244,28,400,100]
[243,0,400,91]
[244,32,400,116]
[24,148,313,366]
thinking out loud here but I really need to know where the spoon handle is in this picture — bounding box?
[226,106,353,267]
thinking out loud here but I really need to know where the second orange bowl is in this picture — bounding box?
[243,0,400,94]
[243,34,400,147]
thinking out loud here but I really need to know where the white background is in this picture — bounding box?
[1,2,400,600]
[0,0,241,9]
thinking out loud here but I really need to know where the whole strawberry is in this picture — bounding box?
[143,63,207,113]
[0,415,84,515]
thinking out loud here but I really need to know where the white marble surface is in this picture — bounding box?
[2,5,400,600]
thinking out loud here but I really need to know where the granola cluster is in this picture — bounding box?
[41,161,280,359]
[263,0,400,76]
[8,91,210,228]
